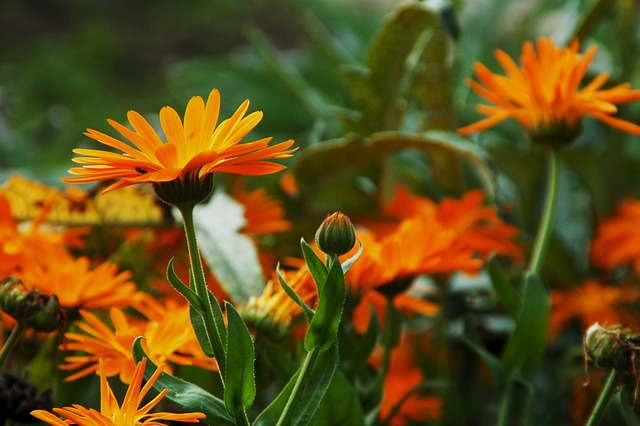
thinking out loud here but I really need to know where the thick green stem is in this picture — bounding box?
[586,370,621,426]
[0,322,24,369]
[178,204,228,376]
[276,348,320,426]
[527,148,560,275]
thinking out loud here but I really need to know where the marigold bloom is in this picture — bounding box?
[549,280,639,339]
[459,37,640,144]
[233,185,291,235]
[61,304,217,384]
[32,358,205,425]
[62,89,297,194]
[19,255,138,311]
[591,199,640,274]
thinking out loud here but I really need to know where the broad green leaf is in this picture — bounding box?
[301,238,328,293]
[311,372,364,426]
[276,264,315,323]
[189,305,214,358]
[224,303,256,415]
[501,273,550,375]
[166,258,203,312]
[304,259,346,352]
[341,2,436,134]
[194,191,265,304]
[253,341,339,426]
[132,337,234,425]
[488,256,521,318]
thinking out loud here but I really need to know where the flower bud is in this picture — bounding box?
[0,277,64,333]
[584,323,635,370]
[315,212,356,256]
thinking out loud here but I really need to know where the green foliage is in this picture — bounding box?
[224,302,257,416]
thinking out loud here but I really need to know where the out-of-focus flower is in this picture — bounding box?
[371,333,441,426]
[32,357,205,425]
[19,255,138,311]
[62,89,297,196]
[459,37,640,146]
[549,280,639,339]
[242,266,317,338]
[591,199,640,274]
[234,185,291,235]
[61,303,217,384]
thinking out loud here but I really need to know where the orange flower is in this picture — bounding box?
[32,357,205,425]
[591,198,640,274]
[549,280,639,339]
[371,333,441,426]
[459,37,640,143]
[19,255,138,311]
[233,184,291,235]
[61,303,217,384]
[62,89,297,194]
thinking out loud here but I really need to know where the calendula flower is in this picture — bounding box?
[32,357,205,425]
[459,37,640,145]
[19,255,138,311]
[62,89,296,203]
[591,198,640,275]
[233,184,291,235]
[61,304,217,384]
[549,280,639,339]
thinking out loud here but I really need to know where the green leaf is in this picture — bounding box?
[224,302,256,415]
[304,259,346,352]
[132,337,234,425]
[166,258,203,312]
[189,305,214,358]
[462,316,505,389]
[194,191,266,304]
[276,264,315,323]
[488,256,521,318]
[341,239,363,275]
[301,238,328,293]
[501,273,550,375]
[311,372,364,426]
[253,342,339,426]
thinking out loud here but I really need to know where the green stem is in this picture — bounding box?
[276,348,320,426]
[0,322,24,369]
[178,204,228,376]
[527,147,560,275]
[586,370,621,426]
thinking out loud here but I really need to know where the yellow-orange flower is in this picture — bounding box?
[233,184,291,235]
[591,198,640,274]
[19,255,138,311]
[61,303,217,384]
[62,89,297,194]
[549,280,639,339]
[32,358,205,425]
[459,37,640,143]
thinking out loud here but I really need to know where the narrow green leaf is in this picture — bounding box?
[311,372,364,426]
[301,238,328,293]
[304,260,346,352]
[166,258,203,312]
[276,264,315,323]
[345,306,379,378]
[488,256,521,318]
[189,305,214,357]
[224,303,256,415]
[132,337,234,425]
[253,342,339,426]
[340,239,363,275]
[501,273,550,375]
[462,316,505,389]
[208,288,228,351]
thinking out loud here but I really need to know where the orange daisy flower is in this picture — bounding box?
[459,37,640,144]
[233,184,291,235]
[549,280,639,339]
[591,198,640,275]
[62,89,297,194]
[32,357,205,425]
[19,255,138,311]
[61,303,218,384]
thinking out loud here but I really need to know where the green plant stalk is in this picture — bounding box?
[276,348,320,426]
[497,147,560,426]
[178,204,228,377]
[0,322,24,369]
[586,370,622,426]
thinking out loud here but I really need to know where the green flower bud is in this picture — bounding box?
[315,212,356,256]
[584,323,635,370]
[0,277,64,333]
